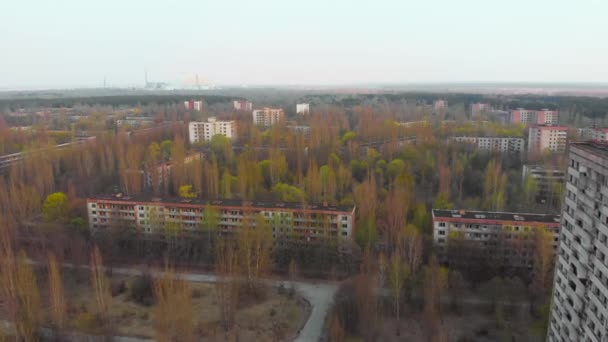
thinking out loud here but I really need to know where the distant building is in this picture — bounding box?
[449,136,525,153]
[528,125,569,154]
[398,120,430,128]
[287,125,311,135]
[522,164,566,204]
[252,108,285,126]
[296,103,310,114]
[471,103,492,116]
[432,209,560,268]
[233,100,253,111]
[188,117,236,143]
[580,127,608,141]
[510,108,559,125]
[434,100,448,112]
[87,195,356,250]
[116,117,155,127]
[184,100,204,111]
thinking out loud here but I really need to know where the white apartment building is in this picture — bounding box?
[252,108,285,126]
[188,117,236,143]
[296,103,310,114]
[233,100,253,111]
[548,142,608,342]
[528,125,569,154]
[449,136,525,153]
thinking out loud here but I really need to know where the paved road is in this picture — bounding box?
[66,264,338,342]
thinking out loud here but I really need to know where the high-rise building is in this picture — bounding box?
[184,100,204,111]
[188,117,236,143]
[233,100,253,111]
[296,103,310,114]
[252,108,285,126]
[528,125,569,154]
[547,142,608,342]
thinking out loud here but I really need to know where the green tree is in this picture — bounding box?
[43,192,69,222]
[160,140,173,161]
[272,183,306,202]
[433,192,453,210]
[522,174,539,207]
[178,185,196,199]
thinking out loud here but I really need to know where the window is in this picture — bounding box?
[439,222,446,227]
[438,230,446,236]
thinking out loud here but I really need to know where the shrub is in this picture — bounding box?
[111,280,126,297]
[128,273,154,306]
[73,312,99,333]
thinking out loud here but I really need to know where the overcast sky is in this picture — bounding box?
[1,0,607,89]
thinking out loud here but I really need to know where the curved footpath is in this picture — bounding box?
[61,264,338,342]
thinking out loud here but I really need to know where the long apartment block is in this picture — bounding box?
[448,136,525,153]
[432,209,560,268]
[548,142,608,342]
[87,195,356,246]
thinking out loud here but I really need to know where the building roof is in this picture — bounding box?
[570,141,608,158]
[432,209,560,225]
[88,194,355,213]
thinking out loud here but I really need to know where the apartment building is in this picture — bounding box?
[471,103,492,116]
[580,127,608,142]
[449,136,525,153]
[184,100,204,111]
[434,100,448,112]
[432,209,560,268]
[510,108,559,125]
[522,164,567,204]
[188,117,236,143]
[296,103,310,114]
[252,108,285,126]
[547,142,608,342]
[233,100,253,111]
[528,125,569,154]
[86,195,356,247]
[116,117,155,127]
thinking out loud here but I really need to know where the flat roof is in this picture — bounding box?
[432,209,560,224]
[571,141,608,159]
[88,194,355,213]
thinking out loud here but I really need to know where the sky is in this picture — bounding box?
[1,0,607,89]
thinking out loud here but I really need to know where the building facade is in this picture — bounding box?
[296,103,310,114]
[471,103,492,116]
[188,117,236,143]
[233,100,253,111]
[252,108,285,126]
[522,164,567,204]
[434,100,448,112]
[528,125,569,154]
[184,100,204,111]
[87,195,356,247]
[449,136,525,153]
[432,209,560,268]
[510,108,559,125]
[548,142,608,342]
